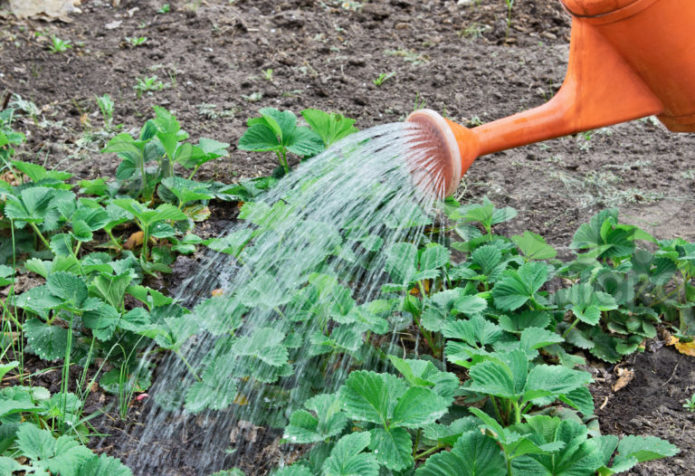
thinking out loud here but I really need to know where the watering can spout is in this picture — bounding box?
[408,0,695,197]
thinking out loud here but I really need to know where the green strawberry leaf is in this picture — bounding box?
[46,271,87,307]
[16,423,94,476]
[301,108,358,147]
[76,454,133,476]
[285,394,348,444]
[184,363,238,414]
[322,432,378,476]
[24,318,68,361]
[523,365,592,403]
[339,371,407,426]
[512,231,557,260]
[369,427,412,471]
[415,430,506,476]
[82,301,120,341]
[492,262,548,311]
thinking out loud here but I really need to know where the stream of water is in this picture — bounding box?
[117,121,445,474]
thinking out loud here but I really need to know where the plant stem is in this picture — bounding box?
[60,312,75,432]
[139,159,147,197]
[187,165,201,181]
[30,223,51,249]
[78,337,96,392]
[513,401,521,425]
[141,225,149,261]
[413,429,422,458]
[175,350,201,382]
[490,396,504,424]
[415,443,445,461]
[106,229,123,251]
[562,317,580,339]
[276,150,290,174]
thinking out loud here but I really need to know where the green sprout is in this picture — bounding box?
[96,94,114,129]
[134,76,166,98]
[372,72,395,87]
[684,394,695,412]
[505,0,514,42]
[126,36,148,47]
[48,36,72,54]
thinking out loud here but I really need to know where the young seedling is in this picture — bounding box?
[48,36,72,54]
[505,0,515,43]
[134,76,166,98]
[158,3,170,13]
[373,72,395,87]
[95,94,114,129]
[262,68,274,82]
[126,36,148,47]
[684,393,695,412]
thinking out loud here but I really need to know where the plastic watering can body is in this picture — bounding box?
[407,0,695,197]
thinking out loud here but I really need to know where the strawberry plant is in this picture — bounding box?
[238,107,324,174]
[238,107,358,174]
[103,106,229,202]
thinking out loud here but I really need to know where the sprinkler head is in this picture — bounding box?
[406,109,479,198]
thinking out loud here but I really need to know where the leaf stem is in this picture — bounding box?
[415,443,446,461]
[413,429,422,458]
[175,350,201,382]
[30,223,51,249]
[562,317,580,339]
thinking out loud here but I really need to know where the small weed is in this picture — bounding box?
[241,92,263,103]
[95,94,114,129]
[281,89,303,98]
[9,94,41,121]
[684,394,695,412]
[262,68,274,82]
[134,76,166,98]
[576,130,593,151]
[197,103,238,120]
[459,22,491,39]
[467,115,484,127]
[681,169,695,180]
[413,92,426,111]
[385,48,429,65]
[372,72,395,87]
[48,36,72,54]
[126,36,148,47]
[158,3,171,13]
[504,0,515,42]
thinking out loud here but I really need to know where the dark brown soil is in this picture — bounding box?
[591,343,695,476]
[2,0,695,474]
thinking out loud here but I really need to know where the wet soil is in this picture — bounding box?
[2,0,695,474]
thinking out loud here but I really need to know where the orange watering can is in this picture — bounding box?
[407,0,695,197]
